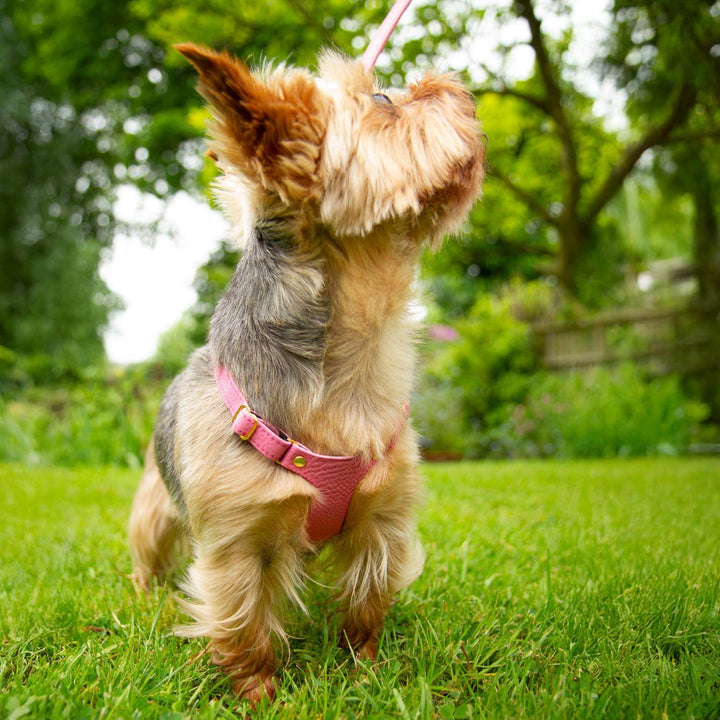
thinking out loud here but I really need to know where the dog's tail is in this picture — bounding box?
[128,437,186,593]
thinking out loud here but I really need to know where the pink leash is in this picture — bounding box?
[214,366,406,543]
[361,0,414,72]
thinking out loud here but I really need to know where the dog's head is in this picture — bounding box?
[177,44,484,245]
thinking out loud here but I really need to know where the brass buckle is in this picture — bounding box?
[233,404,258,441]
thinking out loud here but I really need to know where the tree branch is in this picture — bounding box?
[472,59,552,115]
[494,238,557,258]
[514,0,563,115]
[491,165,560,228]
[583,83,697,225]
[473,86,552,116]
[660,128,720,145]
[514,0,581,216]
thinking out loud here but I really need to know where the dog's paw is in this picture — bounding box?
[357,635,378,662]
[232,671,277,707]
[340,626,378,662]
[128,568,152,596]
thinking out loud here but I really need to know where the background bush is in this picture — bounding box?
[414,280,549,458]
[413,281,711,460]
[0,364,164,468]
[512,365,709,458]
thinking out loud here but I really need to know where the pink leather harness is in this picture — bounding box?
[214,366,404,543]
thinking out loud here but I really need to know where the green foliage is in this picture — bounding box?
[572,216,628,308]
[415,279,711,460]
[605,0,719,121]
[2,459,720,717]
[0,365,164,467]
[421,82,621,310]
[153,312,197,377]
[415,280,554,457]
[608,175,694,264]
[605,1,720,343]
[1,3,122,381]
[422,177,554,317]
[129,0,364,69]
[508,365,709,459]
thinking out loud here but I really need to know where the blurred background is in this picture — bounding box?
[1,0,719,467]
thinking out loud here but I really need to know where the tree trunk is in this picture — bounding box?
[556,217,585,295]
[690,157,720,421]
[693,172,720,314]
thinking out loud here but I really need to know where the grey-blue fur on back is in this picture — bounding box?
[208,220,328,433]
[153,375,185,511]
[153,219,329,505]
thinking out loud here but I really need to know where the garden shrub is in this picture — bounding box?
[511,364,709,458]
[0,364,164,468]
[414,280,710,459]
[414,280,552,458]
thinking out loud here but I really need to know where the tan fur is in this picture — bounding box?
[128,442,185,592]
[129,44,484,705]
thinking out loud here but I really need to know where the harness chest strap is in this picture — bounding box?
[214,366,405,543]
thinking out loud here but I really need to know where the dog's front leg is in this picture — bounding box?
[178,494,310,705]
[334,463,425,660]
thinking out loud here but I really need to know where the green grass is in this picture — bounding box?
[1,459,719,719]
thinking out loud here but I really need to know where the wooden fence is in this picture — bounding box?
[532,305,718,376]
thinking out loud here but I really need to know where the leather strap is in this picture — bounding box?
[214,366,401,543]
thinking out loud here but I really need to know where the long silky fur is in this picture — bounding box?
[128,43,485,704]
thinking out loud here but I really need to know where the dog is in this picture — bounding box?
[128,42,484,705]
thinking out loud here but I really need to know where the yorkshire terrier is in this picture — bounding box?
[129,42,484,704]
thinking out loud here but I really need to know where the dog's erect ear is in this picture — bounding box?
[175,43,326,204]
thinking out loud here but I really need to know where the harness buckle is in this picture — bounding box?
[233,404,258,441]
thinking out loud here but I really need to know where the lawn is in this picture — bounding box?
[1,459,719,719]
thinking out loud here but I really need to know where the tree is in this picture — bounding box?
[604,0,720,311]
[488,1,707,293]
[395,0,714,305]
[606,0,720,417]
[1,0,370,380]
[423,85,622,313]
[1,1,122,381]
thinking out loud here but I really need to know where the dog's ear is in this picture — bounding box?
[176,43,326,204]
